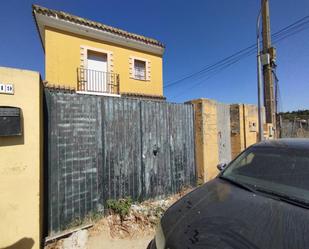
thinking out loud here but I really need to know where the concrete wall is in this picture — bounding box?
[0,67,43,249]
[189,98,231,183]
[190,99,270,184]
[230,104,261,159]
[45,27,163,97]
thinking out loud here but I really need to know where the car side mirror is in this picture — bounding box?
[217,163,227,171]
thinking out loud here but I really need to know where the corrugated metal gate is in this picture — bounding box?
[44,89,196,235]
[280,118,309,138]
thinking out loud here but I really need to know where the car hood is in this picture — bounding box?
[161,178,309,249]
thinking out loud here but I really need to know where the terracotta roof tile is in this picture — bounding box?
[32,4,165,48]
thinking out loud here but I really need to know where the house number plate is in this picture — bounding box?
[0,83,14,95]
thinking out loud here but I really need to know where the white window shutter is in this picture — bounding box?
[146,60,151,81]
[129,57,134,78]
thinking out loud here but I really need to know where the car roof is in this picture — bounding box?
[252,138,309,150]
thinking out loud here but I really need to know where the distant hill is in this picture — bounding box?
[279,110,309,121]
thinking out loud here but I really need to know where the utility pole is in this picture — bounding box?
[257,7,264,141]
[261,0,277,137]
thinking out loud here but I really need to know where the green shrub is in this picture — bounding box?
[106,197,132,220]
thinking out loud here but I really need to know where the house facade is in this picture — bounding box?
[33,5,165,100]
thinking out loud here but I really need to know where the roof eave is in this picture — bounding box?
[33,10,45,53]
[33,11,165,56]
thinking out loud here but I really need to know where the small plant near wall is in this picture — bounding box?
[106,197,133,221]
[64,210,104,230]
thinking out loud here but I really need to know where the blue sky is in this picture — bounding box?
[0,0,308,111]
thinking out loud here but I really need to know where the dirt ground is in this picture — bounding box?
[45,221,155,249]
[86,213,156,249]
[45,188,193,249]
[87,231,154,249]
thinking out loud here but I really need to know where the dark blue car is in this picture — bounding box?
[148,139,309,249]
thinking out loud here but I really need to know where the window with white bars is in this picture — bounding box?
[134,59,146,80]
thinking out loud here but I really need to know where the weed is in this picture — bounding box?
[106,197,133,221]
[86,210,104,222]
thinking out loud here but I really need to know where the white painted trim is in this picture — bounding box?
[76,91,121,97]
[35,13,164,56]
[130,56,150,81]
[81,46,112,55]
[81,45,113,72]
[130,55,149,62]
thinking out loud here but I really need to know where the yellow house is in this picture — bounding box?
[33,5,165,100]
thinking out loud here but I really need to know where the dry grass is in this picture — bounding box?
[89,186,194,239]
[45,187,195,248]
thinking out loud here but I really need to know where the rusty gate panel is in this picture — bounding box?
[44,89,196,236]
[141,101,171,199]
[45,91,102,235]
[168,103,196,193]
[101,97,142,202]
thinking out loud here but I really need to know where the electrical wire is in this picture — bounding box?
[165,16,309,88]
[171,24,309,99]
[164,15,309,90]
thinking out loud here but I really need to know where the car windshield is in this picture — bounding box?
[222,146,309,204]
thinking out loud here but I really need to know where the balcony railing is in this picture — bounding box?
[77,68,120,95]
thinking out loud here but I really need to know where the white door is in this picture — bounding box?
[87,51,108,92]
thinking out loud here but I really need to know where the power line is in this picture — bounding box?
[166,18,309,91]
[164,15,309,89]
[165,16,309,88]
[272,15,309,38]
[170,56,245,98]
[171,23,309,99]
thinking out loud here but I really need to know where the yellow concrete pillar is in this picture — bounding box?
[0,67,43,249]
[189,99,219,183]
[203,99,219,181]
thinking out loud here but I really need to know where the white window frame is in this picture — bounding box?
[77,45,120,97]
[80,45,113,72]
[134,59,146,80]
[129,56,150,81]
